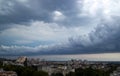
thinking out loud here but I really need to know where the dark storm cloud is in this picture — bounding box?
[0,0,120,56]
[1,17,120,55]
[0,0,49,30]
[34,17,120,55]
[66,17,120,54]
[0,0,80,31]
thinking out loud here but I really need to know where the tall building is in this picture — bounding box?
[16,56,27,66]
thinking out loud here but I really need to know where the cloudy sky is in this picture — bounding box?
[0,0,120,58]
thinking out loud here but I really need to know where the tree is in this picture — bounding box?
[51,72,63,76]
[33,71,48,76]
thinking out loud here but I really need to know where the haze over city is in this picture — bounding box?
[0,0,120,61]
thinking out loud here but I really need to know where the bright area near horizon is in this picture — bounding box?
[29,53,120,61]
[1,53,120,61]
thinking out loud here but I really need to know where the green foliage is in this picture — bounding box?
[66,72,75,76]
[51,73,64,76]
[0,63,48,76]
[66,67,113,76]
[33,71,48,76]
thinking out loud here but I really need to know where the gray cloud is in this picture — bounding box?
[0,0,81,31]
[1,17,120,55]
[67,17,120,54]
[0,0,120,55]
[36,17,120,54]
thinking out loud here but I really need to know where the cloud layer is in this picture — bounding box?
[0,0,120,55]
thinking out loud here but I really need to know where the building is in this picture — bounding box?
[15,56,27,66]
[0,69,17,76]
[110,67,120,76]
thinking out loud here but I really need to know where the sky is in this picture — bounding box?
[0,0,120,58]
